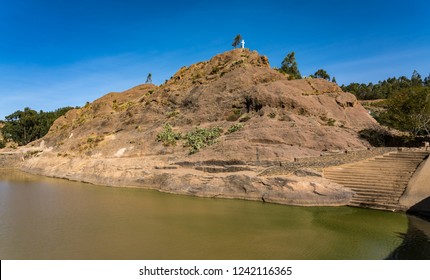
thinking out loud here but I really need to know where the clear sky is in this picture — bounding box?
[1,0,429,119]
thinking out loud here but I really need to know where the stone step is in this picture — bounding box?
[333,184,407,191]
[351,193,403,201]
[348,187,405,195]
[324,172,411,179]
[382,153,428,158]
[351,197,401,204]
[372,158,424,164]
[350,194,402,202]
[324,169,415,175]
[326,163,417,168]
[324,168,415,174]
[363,161,421,166]
[324,172,411,178]
[351,198,400,206]
[325,179,410,187]
[376,154,426,158]
[325,178,409,187]
[348,201,401,210]
[324,169,415,176]
[350,196,402,204]
[328,178,408,187]
[346,189,405,197]
[349,187,405,194]
[322,150,429,212]
[385,152,429,156]
[327,163,419,169]
[380,156,426,161]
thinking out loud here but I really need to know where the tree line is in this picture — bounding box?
[0,107,75,146]
[341,70,430,100]
[276,49,430,139]
[340,71,430,138]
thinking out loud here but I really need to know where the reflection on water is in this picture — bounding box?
[0,169,427,259]
[387,215,430,259]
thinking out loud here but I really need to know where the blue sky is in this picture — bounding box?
[1,0,429,119]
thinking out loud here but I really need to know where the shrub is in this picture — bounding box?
[156,123,182,146]
[87,135,104,144]
[226,109,242,121]
[227,123,244,134]
[165,110,180,118]
[327,118,336,126]
[184,127,222,154]
[358,128,416,147]
[0,140,5,149]
[239,113,251,122]
[210,66,220,75]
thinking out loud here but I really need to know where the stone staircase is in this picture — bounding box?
[323,150,429,211]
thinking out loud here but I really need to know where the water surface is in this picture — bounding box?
[0,169,428,259]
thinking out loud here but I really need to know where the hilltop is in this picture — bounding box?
[18,49,380,206]
[35,49,375,160]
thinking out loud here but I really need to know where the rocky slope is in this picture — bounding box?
[19,48,380,206]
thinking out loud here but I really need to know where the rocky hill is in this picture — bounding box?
[20,48,380,206]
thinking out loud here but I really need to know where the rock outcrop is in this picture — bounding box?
[18,48,380,206]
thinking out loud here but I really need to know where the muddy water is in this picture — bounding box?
[1,169,428,259]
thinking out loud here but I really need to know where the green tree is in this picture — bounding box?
[1,107,75,146]
[314,69,330,80]
[341,73,430,100]
[411,70,422,87]
[146,73,152,84]
[424,73,430,87]
[331,77,337,84]
[378,87,430,137]
[279,52,301,79]
[232,34,242,48]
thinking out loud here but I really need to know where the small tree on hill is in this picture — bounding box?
[424,73,430,87]
[411,70,422,87]
[280,52,301,79]
[232,34,242,48]
[146,73,152,84]
[314,69,330,80]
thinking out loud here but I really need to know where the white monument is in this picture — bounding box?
[241,39,245,48]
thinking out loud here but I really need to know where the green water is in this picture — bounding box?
[0,169,428,259]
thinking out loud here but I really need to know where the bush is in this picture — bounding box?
[184,127,222,154]
[0,140,5,149]
[226,109,242,121]
[227,123,244,134]
[359,128,416,147]
[327,118,336,126]
[156,123,182,146]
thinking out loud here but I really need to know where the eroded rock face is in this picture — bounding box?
[21,153,354,206]
[20,49,379,206]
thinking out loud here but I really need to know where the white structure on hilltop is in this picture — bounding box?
[241,39,245,48]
